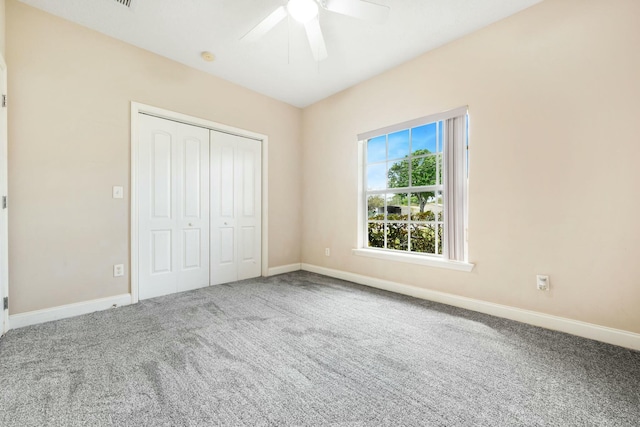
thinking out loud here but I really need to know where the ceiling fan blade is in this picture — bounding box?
[304,18,328,62]
[323,0,390,24]
[241,6,287,42]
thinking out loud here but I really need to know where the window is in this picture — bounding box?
[356,107,470,267]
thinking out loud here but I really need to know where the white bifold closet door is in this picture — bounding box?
[138,114,210,300]
[210,131,262,285]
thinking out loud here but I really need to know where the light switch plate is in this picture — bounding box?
[113,186,124,199]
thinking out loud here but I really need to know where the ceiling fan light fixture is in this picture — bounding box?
[287,0,319,24]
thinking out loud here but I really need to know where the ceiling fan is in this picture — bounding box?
[241,0,390,62]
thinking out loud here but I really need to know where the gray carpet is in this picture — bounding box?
[0,271,639,426]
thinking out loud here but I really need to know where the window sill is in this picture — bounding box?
[352,248,475,272]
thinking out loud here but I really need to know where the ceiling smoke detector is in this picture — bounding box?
[201,52,216,62]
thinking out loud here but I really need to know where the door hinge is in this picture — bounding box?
[1,94,5,108]
[3,297,7,310]
[2,196,6,209]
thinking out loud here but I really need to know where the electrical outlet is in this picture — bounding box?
[325,248,330,256]
[113,264,124,277]
[112,186,124,199]
[536,275,549,291]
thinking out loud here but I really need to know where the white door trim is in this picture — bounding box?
[130,102,269,304]
[0,54,9,334]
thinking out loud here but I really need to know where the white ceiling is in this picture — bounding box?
[18,0,542,107]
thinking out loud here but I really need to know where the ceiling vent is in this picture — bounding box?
[113,0,135,8]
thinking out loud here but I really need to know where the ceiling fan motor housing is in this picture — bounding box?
[287,0,320,24]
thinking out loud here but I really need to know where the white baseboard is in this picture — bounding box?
[268,263,302,276]
[9,293,132,329]
[301,263,640,351]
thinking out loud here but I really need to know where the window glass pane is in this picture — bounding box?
[437,153,443,185]
[411,123,437,155]
[411,155,437,187]
[410,223,436,254]
[367,135,386,164]
[387,222,408,251]
[437,224,443,255]
[386,193,408,221]
[410,191,436,216]
[367,222,385,248]
[367,163,386,191]
[367,195,385,219]
[388,129,409,160]
[435,191,444,220]
[388,159,409,189]
[437,121,443,153]
[410,194,436,221]
[408,195,417,220]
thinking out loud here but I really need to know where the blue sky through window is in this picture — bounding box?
[367,163,386,191]
[411,123,437,153]
[388,130,409,160]
[367,135,386,164]
[366,122,439,191]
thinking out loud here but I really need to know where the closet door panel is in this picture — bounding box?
[139,120,178,300]
[210,131,261,285]
[236,138,262,281]
[138,114,210,299]
[210,133,239,285]
[177,128,210,293]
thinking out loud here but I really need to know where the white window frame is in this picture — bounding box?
[353,107,474,272]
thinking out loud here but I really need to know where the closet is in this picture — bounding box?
[137,113,261,300]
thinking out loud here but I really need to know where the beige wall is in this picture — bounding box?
[302,0,640,333]
[0,0,5,57]
[6,0,302,314]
